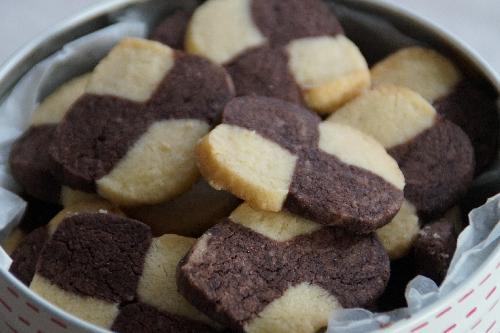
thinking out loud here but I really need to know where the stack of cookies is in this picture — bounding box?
[4,0,498,332]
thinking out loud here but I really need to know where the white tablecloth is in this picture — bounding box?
[0,0,499,75]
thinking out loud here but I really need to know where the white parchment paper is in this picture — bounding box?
[0,1,498,331]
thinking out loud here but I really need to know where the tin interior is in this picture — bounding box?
[0,0,498,332]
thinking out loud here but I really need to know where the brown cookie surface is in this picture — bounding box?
[50,39,234,206]
[226,47,303,104]
[198,96,404,233]
[126,180,240,237]
[9,227,48,285]
[414,212,459,284]
[178,204,390,332]
[389,119,474,219]
[36,213,151,303]
[9,126,60,203]
[111,303,217,333]
[150,10,192,49]
[8,200,121,286]
[434,80,499,173]
[250,0,343,46]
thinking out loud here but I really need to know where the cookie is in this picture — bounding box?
[9,74,96,204]
[177,203,390,333]
[197,96,404,233]
[186,0,369,113]
[125,180,240,237]
[376,199,420,260]
[371,47,499,172]
[327,85,475,219]
[111,234,220,332]
[9,199,123,286]
[414,207,461,284]
[150,9,192,49]
[186,0,342,63]
[24,211,221,330]
[29,213,151,328]
[50,38,235,206]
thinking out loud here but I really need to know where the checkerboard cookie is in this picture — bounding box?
[186,0,369,113]
[197,96,404,233]
[327,85,474,220]
[371,47,499,172]
[177,203,390,333]
[50,38,235,206]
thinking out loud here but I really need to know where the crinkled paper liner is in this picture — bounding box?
[0,1,497,331]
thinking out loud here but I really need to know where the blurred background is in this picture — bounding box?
[0,0,499,74]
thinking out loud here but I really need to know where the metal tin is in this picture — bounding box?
[0,1,498,332]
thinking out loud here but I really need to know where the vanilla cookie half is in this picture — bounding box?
[177,203,390,333]
[9,73,96,205]
[371,47,499,172]
[50,38,235,206]
[376,199,420,260]
[328,85,474,219]
[197,96,404,233]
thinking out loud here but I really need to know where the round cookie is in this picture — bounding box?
[376,199,420,260]
[371,47,499,172]
[125,180,240,237]
[177,203,390,333]
[150,9,192,49]
[50,38,235,206]
[9,74,96,205]
[9,199,124,286]
[197,96,404,233]
[186,0,369,113]
[327,85,475,219]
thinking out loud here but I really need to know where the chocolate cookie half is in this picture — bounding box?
[50,38,235,206]
[9,200,123,286]
[371,47,499,172]
[197,96,404,233]
[186,0,369,113]
[327,85,475,220]
[177,203,390,333]
[150,9,193,50]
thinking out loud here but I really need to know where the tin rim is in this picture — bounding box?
[0,0,498,332]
